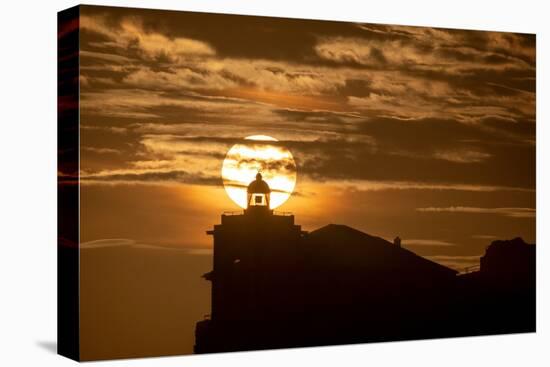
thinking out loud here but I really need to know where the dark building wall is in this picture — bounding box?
[209,210,303,322]
[480,238,536,286]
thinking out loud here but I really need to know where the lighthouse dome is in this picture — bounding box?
[247,173,271,194]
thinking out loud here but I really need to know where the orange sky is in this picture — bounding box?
[78,5,535,266]
[67,5,535,358]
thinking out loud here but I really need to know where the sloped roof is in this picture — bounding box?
[305,224,457,277]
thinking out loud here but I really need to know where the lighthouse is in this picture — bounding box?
[195,174,305,352]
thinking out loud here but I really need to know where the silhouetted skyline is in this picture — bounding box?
[195,191,535,353]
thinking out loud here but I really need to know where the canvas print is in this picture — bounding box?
[58,5,536,361]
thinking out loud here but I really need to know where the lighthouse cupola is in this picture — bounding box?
[246,172,271,213]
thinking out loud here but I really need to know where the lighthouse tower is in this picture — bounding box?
[195,173,304,352]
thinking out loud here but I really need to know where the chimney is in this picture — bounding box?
[393,236,401,248]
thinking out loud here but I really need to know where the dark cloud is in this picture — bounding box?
[82,170,222,186]
[76,7,535,206]
[86,124,534,190]
[235,157,297,173]
[80,5,378,65]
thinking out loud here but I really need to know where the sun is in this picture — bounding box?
[221,135,297,209]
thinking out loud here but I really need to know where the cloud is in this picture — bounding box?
[346,78,533,123]
[80,238,213,254]
[402,239,456,247]
[77,10,535,211]
[314,30,536,125]
[79,89,281,120]
[80,15,215,62]
[81,169,221,187]
[81,125,128,134]
[131,244,213,255]
[303,178,533,193]
[424,254,482,271]
[122,65,239,91]
[416,206,536,218]
[80,50,135,63]
[314,33,533,72]
[81,14,347,96]
[79,122,535,194]
[83,146,121,155]
[80,238,136,249]
[184,248,213,255]
[433,149,491,163]
[79,14,535,125]
[427,254,482,260]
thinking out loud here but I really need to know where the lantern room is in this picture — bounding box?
[246,173,271,209]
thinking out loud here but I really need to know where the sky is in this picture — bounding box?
[73,5,535,358]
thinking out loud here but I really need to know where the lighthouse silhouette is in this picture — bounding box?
[194,173,535,353]
[203,174,303,315]
[195,173,307,352]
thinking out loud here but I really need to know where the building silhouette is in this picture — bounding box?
[194,175,535,353]
[202,173,304,325]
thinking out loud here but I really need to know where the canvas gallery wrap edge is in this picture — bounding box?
[58,4,536,361]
